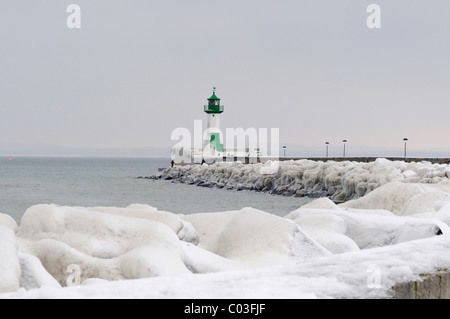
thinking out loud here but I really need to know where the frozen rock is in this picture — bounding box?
[288,202,447,250]
[119,246,190,279]
[181,210,240,251]
[0,225,21,293]
[18,252,61,290]
[79,204,199,245]
[155,159,450,201]
[0,213,18,232]
[212,207,330,266]
[180,242,240,273]
[16,204,192,285]
[339,182,450,216]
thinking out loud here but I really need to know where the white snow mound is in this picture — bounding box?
[0,225,21,293]
[16,204,190,285]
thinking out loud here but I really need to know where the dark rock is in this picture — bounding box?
[198,182,212,187]
[294,190,305,197]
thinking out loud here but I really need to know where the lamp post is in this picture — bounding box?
[342,139,347,157]
[283,145,287,158]
[325,142,329,158]
[403,138,408,158]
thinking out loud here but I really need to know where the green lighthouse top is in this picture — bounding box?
[204,87,224,114]
[208,87,220,101]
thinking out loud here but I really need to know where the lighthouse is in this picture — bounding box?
[203,87,224,156]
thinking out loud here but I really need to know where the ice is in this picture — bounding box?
[339,182,450,215]
[292,213,360,254]
[287,194,448,249]
[2,159,450,299]
[16,204,190,285]
[163,158,450,200]
[0,213,17,231]
[179,241,240,273]
[0,223,20,293]
[77,204,199,244]
[18,252,61,290]
[181,210,240,251]
[211,207,330,266]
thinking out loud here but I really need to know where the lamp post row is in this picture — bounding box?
[283,138,409,158]
[323,138,408,158]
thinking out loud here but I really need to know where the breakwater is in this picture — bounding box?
[148,158,450,203]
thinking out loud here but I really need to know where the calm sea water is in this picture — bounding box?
[0,156,311,223]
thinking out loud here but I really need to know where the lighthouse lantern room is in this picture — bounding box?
[203,87,224,153]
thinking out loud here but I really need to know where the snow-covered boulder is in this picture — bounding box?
[0,213,21,293]
[18,252,61,290]
[292,213,359,254]
[288,194,448,250]
[180,241,240,273]
[0,213,17,232]
[183,208,330,267]
[80,204,199,244]
[181,210,240,251]
[211,207,330,266]
[16,204,191,285]
[339,182,450,216]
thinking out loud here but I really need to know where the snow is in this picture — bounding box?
[210,207,330,266]
[0,214,21,293]
[1,159,450,299]
[78,204,199,244]
[164,157,450,201]
[18,253,61,290]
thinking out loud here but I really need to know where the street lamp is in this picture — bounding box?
[403,138,408,158]
[325,142,329,158]
[283,145,287,158]
[342,139,347,157]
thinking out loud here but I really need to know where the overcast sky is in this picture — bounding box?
[0,1,449,157]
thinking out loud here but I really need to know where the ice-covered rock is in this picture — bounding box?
[16,204,192,285]
[78,204,199,244]
[18,204,183,258]
[339,182,450,216]
[292,213,359,254]
[154,158,450,201]
[119,246,190,279]
[18,252,61,290]
[211,207,330,266]
[29,238,122,285]
[180,241,240,273]
[181,210,240,251]
[0,213,18,232]
[0,223,21,293]
[287,190,448,250]
[184,208,330,266]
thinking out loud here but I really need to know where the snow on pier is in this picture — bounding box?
[152,158,450,202]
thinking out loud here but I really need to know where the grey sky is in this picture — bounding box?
[0,1,449,157]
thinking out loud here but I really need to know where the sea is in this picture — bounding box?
[0,156,311,223]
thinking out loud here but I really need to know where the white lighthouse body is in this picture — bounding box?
[205,113,221,145]
[201,88,224,162]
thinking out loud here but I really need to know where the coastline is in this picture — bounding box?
[149,158,450,203]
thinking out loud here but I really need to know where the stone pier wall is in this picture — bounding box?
[393,271,450,299]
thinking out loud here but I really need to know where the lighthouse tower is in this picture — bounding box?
[203,87,224,155]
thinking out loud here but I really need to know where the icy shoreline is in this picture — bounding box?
[1,158,450,299]
[150,158,450,202]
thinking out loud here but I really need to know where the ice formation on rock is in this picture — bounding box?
[153,158,450,202]
[1,158,450,298]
